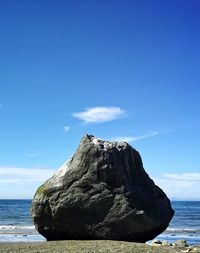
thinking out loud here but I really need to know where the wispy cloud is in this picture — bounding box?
[0,167,56,198]
[0,104,2,109]
[63,126,70,132]
[0,167,55,184]
[163,173,200,181]
[72,106,126,123]
[111,131,159,143]
[154,173,200,200]
[111,127,173,143]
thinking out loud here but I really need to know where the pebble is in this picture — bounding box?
[162,241,172,247]
[151,240,162,246]
[150,239,200,253]
[172,240,188,248]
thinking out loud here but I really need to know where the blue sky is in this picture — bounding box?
[0,0,200,199]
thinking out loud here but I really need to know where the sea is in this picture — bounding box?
[0,200,200,245]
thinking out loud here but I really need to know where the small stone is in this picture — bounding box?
[152,240,162,246]
[162,241,171,247]
[173,240,188,248]
[191,247,198,252]
[181,249,192,253]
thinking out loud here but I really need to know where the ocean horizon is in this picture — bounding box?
[0,199,200,245]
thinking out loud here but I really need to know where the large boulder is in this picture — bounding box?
[31,134,174,242]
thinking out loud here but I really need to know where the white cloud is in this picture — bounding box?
[163,173,200,181]
[0,167,56,198]
[0,167,55,184]
[64,126,70,132]
[153,173,200,200]
[111,131,159,143]
[72,106,126,123]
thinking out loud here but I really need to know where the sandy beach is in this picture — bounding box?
[0,240,200,253]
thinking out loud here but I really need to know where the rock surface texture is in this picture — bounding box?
[31,135,174,242]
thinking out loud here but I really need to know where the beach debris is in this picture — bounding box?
[31,134,174,242]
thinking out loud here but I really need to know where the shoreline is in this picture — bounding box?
[1,231,200,245]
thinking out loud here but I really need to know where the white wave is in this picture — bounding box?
[0,234,45,243]
[0,225,35,230]
[166,228,198,232]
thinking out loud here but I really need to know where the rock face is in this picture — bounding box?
[31,135,174,242]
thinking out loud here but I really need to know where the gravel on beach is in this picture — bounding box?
[0,240,200,253]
